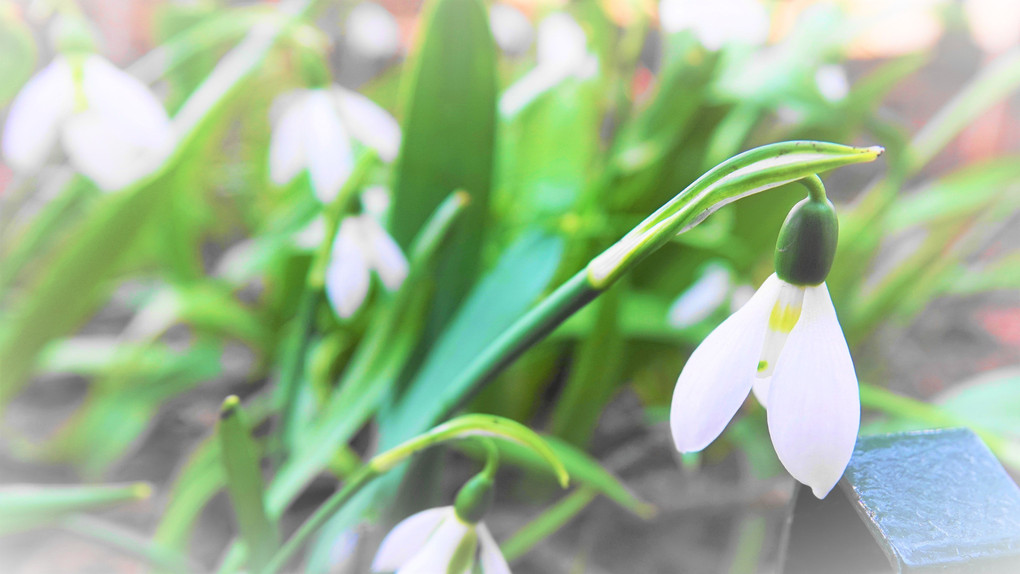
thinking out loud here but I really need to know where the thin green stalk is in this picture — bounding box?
[276,152,377,449]
[501,487,597,562]
[59,515,199,574]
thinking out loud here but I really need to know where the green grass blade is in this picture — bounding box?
[218,396,278,571]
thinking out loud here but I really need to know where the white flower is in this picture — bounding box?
[2,54,174,190]
[499,12,598,116]
[659,0,770,51]
[325,213,408,318]
[346,2,401,59]
[269,86,400,203]
[490,3,534,56]
[815,65,849,103]
[372,506,511,574]
[670,273,860,498]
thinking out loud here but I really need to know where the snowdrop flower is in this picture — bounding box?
[346,2,401,59]
[659,0,770,51]
[372,506,510,574]
[671,178,859,498]
[325,212,408,318]
[269,87,400,203]
[499,12,598,116]
[2,53,174,190]
[490,3,534,56]
[815,65,849,103]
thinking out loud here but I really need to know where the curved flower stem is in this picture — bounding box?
[259,415,568,574]
[799,174,827,202]
[434,142,882,421]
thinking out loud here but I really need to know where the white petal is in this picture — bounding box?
[2,57,74,172]
[304,90,354,202]
[333,87,401,163]
[476,523,511,574]
[536,12,588,74]
[358,215,408,291]
[767,282,860,499]
[490,3,534,55]
[269,93,309,186]
[372,507,450,572]
[396,514,471,574]
[61,112,144,190]
[82,55,173,156]
[671,274,781,452]
[346,2,401,59]
[325,220,371,318]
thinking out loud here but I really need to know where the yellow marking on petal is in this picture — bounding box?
[69,56,88,112]
[768,301,802,334]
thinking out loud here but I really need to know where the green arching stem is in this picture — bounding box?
[480,437,499,481]
[258,415,568,574]
[435,143,882,422]
[276,152,378,453]
[799,174,827,203]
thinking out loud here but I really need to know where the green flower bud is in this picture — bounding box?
[453,474,494,524]
[774,196,839,286]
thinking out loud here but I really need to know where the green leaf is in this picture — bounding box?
[0,482,151,535]
[0,3,36,106]
[500,488,598,562]
[390,0,498,330]
[380,231,565,449]
[218,396,279,570]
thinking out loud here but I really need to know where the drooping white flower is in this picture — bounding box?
[269,86,400,202]
[659,0,770,51]
[372,506,511,574]
[2,54,174,190]
[324,213,408,318]
[670,273,860,498]
[499,12,598,116]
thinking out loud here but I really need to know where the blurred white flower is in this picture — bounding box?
[659,0,770,51]
[490,3,534,56]
[2,54,173,190]
[325,213,408,318]
[269,86,400,203]
[671,274,859,498]
[847,0,946,59]
[964,0,1020,54]
[372,506,511,574]
[499,12,598,116]
[346,2,401,59]
[815,64,849,103]
[668,263,732,328]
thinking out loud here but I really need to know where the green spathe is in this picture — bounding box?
[775,196,839,286]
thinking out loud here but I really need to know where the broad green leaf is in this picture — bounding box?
[390,0,498,330]
[380,231,565,448]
